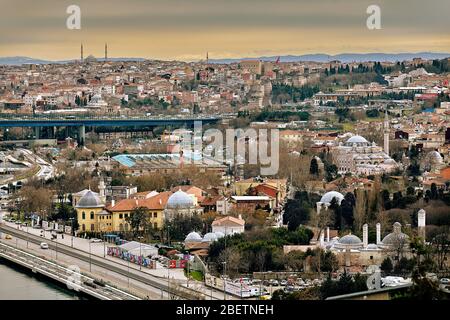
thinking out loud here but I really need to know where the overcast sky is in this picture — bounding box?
[1,0,449,60]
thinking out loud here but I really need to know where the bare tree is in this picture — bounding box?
[218,247,242,277]
[431,227,450,270]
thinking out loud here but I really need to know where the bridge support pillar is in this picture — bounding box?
[78,125,85,145]
[34,127,40,139]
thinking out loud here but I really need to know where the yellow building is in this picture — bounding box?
[104,191,173,231]
[75,188,203,233]
[75,190,113,232]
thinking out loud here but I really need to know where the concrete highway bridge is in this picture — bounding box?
[0,113,221,144]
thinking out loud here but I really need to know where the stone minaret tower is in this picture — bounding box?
[376,223,381,245]
[98,178,106,202]
[81,43,84,62]
[384,109,390,155]
[418,209,426,241]
[105,43,108,61]
[363,224,368,248]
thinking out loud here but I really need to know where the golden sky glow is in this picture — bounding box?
[1,0,449,61]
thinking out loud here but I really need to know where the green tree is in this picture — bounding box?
[126,207,151,237]
[310,158,319,176]
[381,257,393,273]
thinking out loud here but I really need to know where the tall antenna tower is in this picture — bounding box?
[206,52,209,82]
[80,43,84,62]
[105,43,108,61]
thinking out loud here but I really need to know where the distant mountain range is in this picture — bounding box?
[0,56,146,65]
[1,52,450,65]
[208,52,450,64]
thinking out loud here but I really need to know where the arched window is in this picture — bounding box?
[90,211,94,219]
[82,224,86,231]
[82,212,86,220]
[119,223,123,231]
[91,224,94,231]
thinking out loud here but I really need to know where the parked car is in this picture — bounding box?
[5,234,12,240]
[440,278,450,285]
[40,242,49,249]
[252,279,262,286]
[269,279,279,286]
[90,238,102,243]
[280,280,288,286]
[284,285,295,292]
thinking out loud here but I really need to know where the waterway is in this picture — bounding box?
[0,259,84,300]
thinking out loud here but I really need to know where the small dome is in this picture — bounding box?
[366,243,379,250]
[202,232,218,243]
[427,151,444,164]
[380,222,409,247]
[214,231,225,239]
[334,234,363,249]
[385,159,396,164]
[76,190,103,208]
[185,231,202,242]
[320,191,344,205]
[381,233,409,246]
[166,190,194,209]
[338,234,362,245]
[346,135,369,145]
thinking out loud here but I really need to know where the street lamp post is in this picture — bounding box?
[69,218,74,248]
[187,255,190,288]
[25,222,29,249]
[167,226,170,246]
[222,261,227,301]
[53,233,58,260]
[137,236,143,271]
[89,240,92,272]
[128,258,130,288]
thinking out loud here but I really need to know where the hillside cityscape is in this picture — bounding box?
[0,48,449,301]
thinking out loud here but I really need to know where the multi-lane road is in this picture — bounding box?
[0,222,230,300]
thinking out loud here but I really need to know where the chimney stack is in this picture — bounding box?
[363,224,368,248]
[111,199,115,207]
[376,223,381,245]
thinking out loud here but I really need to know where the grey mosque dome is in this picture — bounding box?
[184,231,202,243]
[76,190,103,208]
[346,135,369,145]
[338,234,362,245]
[427,151,444,164]
[214,231,225,239]
[334,234,363,250]
[366,243,379,250]
[166,190,194,209]
[320,191,344,205]
[202,232,218,243]
[381,222,409,247]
